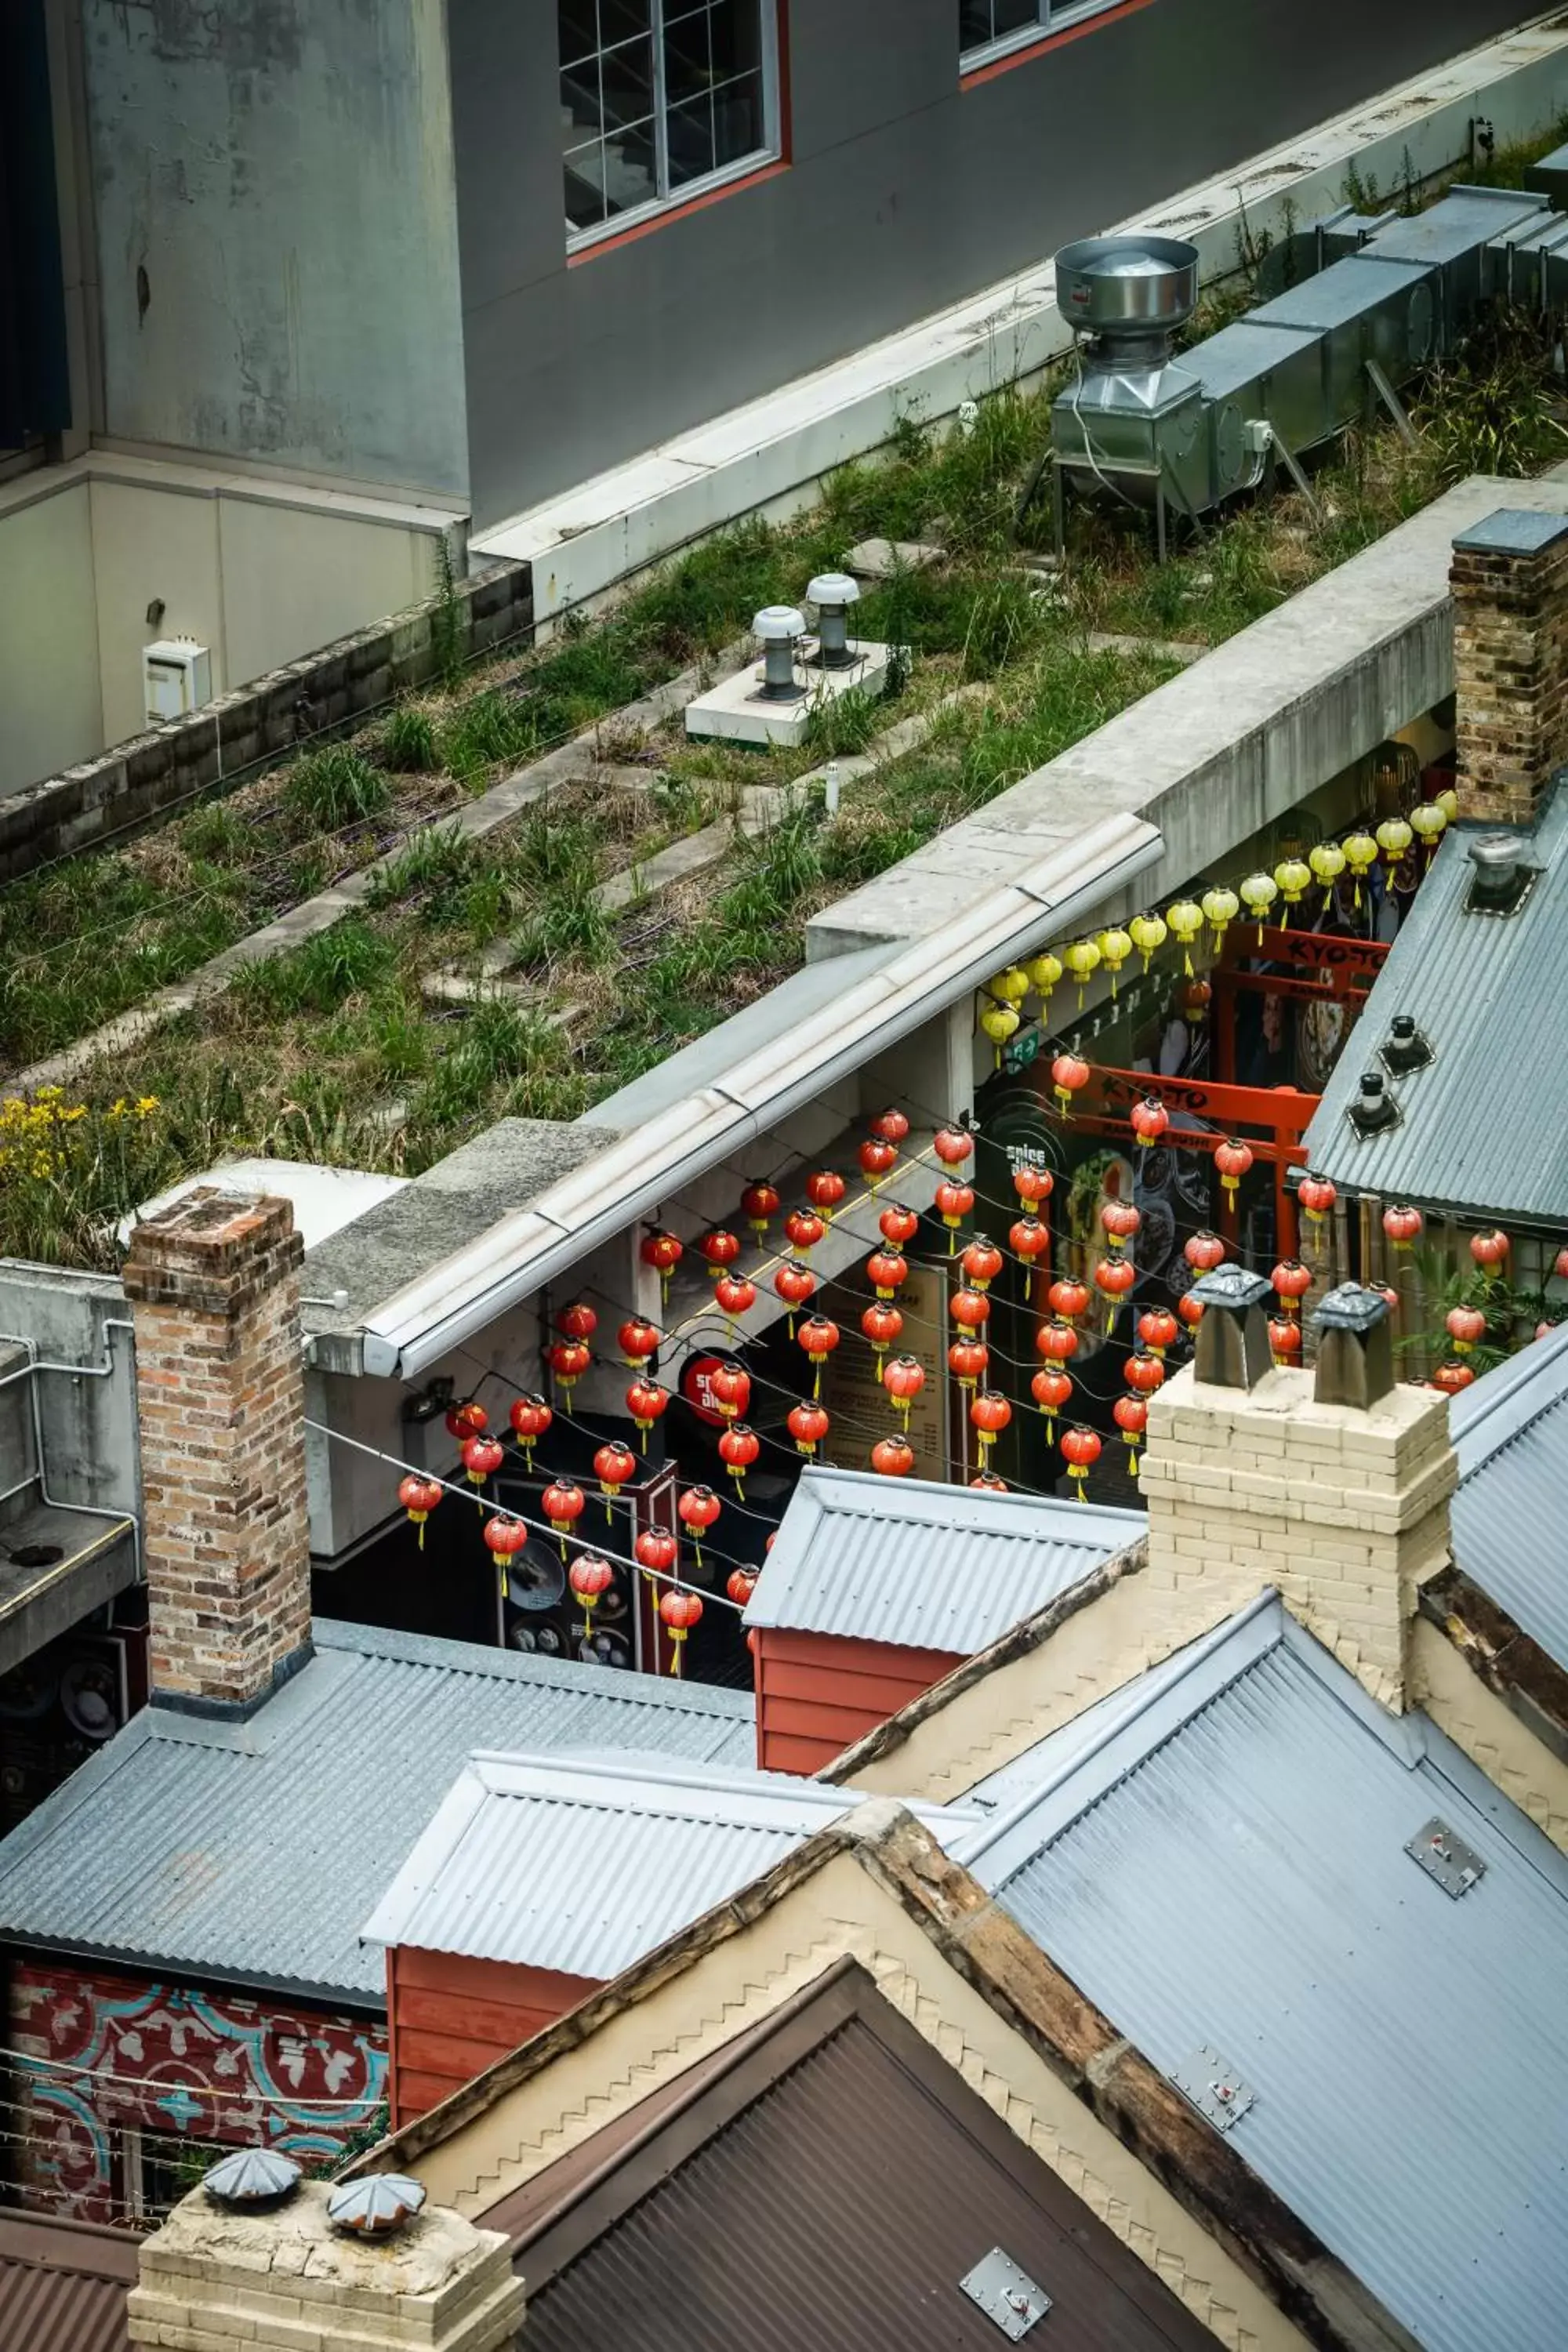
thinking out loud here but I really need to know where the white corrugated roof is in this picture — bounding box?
[359,1750,978,1978]
[742,1466,1141,1653]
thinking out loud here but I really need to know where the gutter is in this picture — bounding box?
[357,813,1161,1379]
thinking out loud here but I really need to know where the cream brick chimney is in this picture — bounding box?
[122,1188,312,1716]
[1140,1272,1456,1712]
[128,2173,524,2352]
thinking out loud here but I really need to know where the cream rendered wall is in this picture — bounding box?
[218,499,430,688]
[89,477,224,746]
[0,480,102,794]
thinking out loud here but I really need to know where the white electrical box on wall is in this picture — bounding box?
[143,638,213,725]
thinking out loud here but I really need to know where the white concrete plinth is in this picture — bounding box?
[684,641,891,746]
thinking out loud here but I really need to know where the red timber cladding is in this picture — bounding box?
[387,1946,598,2127]
[753,1627,964,1775]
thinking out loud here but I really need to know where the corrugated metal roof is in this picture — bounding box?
[1448,1322,1568,1670]
[0,1621,753,2004]
[0,2209,137,2352]
[361,1751,975,1976]
[967,1599,1568,2352]
[1302,787,1568,1222]
[743,1466,1139,1652]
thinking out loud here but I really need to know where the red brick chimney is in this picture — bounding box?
[1450,508,1568,827]
[122,1189,312,1716]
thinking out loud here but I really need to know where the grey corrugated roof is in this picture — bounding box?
[743,1466,1140,1653]
[1302,786,1568,1224]
[956,1598,1568,2352]
[0,1621,753,2005]
[360,1751,976,1978]
[1449,1322,1568,1671]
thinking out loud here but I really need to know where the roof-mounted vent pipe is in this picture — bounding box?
[1313,1282,1395,1410]
[1465,832,1536,916]
[753,607,807,703]
[326,2174,428,2239]
[1380,1013,1433,1078]
[807,573,861,670]
[1346,1069,1401,1138]
[1189,1264,1274,1392]
[205,2148,303,2210]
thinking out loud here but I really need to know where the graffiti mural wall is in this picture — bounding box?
[4,1958,387,2221]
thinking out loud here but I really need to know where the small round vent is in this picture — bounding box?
[205,2147,303,2209]
[326,2175,428,2239]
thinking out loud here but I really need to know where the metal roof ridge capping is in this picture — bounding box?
[354,815,1160,1378]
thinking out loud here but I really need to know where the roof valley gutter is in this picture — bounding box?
[358,819,1161,1380]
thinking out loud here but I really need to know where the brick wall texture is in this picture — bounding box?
[1451,525,1568,827]
[122,1189,312,1712]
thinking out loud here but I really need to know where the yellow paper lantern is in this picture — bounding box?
[978,999,1021,1069]
[1096,924,1132,999]
[1064,937,1102,1007]
[1436,785,1458,822]
[1308,840,1345,908]
[1410,800,1447,854]
[1025,950,1062,1010]
[1200,884,1239,954]
[1239,872,1278,943]
[1128,910,1167,972]
[987,965,1030,1007]
[1376,815,1413,869]
[1165,898,1203,978]
[1342,829,1377,908]
[1273,857,1311,927]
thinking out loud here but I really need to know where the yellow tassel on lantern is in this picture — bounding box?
[1096,924,1132,1000]
[1166,898,1203,978]
[1239,872,1277,942]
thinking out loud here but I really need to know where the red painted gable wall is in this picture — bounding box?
[387,1947,598,2128]
[753,1628,964,1775]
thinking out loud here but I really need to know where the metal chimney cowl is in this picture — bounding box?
[1312,1283,1395,1410]
[1189,1264,1275,1391]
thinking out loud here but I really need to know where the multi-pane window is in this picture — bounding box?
[960,0,1120,67]
[561,2,777,246]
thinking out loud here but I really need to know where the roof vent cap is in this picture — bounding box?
[1189,1263,1275,1392]
[806,573,861,670]
[1346,1069,1402,1138]
[1465,831,1537,916]
[752,606,807,703]
[1312,1282,1395,1410]
[1379,1012,1433,1077]
[326,2175,428,2239]
[205,2147,303,2210]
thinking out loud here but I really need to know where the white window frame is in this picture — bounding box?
[563,2,782,255]
[960,0,1123,74]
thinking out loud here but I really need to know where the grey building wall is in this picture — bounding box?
[452,0,1545,528]
[80,0,469,498]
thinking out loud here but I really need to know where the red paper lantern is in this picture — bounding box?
[970,1388,1012,1466]
[1177,1290,1206,1329]
[397,1473,442,1549]
[934,1123,974,1169]
[785,1207,826,1256]
[718,1423,761,1496]
[774,1260,818,1335]
[508,1392,553,1468]
[862,1301,904,1370]
[870,1434,915,1477]
[640,1228,684,1304]
[1094,1254,1136,1330]
[1446,1305,1487,1353]
[1035,1316,1079,1366]
[445,1399,488,1442]
[879,1201,920,1247]
[866,1248,908,1299]
[542,1479,586,1556]
[658,1587,703,1675]
[934,1179,975,1254]
[1130,1094,1169,1149]
[859,1135,898,1186]
[714,1272,757,1324]
[1100,1199,1141,1251]
[677,1484,722,1568]
[1268,1316,1302,1366]
[1060,1424,1102,1499]
[788,1400,830,1456]
[869,1107,911,1146]
[1012,1164,1054,1211]
[1432,1359,1475,1395]
[971,1472,1009,1492]
[483,1516,528,1597]
[707,1361,751,1422]
[805,1169,847,1221]
[1214,1138,1253,1201]
[797,1314,840,1397]
[1047,1276,1090,1324]
[740,1180,780,1240]
[568,1554,615,1629]
[1471,1227,1511,1276]
[626,1377,671,1450]
[1123,1345,1164,1396]
[1051,1050,1091,1116]
[883,1353,926,1427]
[1382,1203,1424,1251]
[546,1338,590,1397]
[1009,1214,1051,1265]
[635,1528,678,1577]
[618,1317,660,1368]
[461,1434,503,1497]
[1031,1366,1073,1439]
[557,1301,597,1345]
[1184,1230,1225,1274]
[949,1338,990,1391]
[1271,1258,1312,1314]
[592,1439,637,1519]
[1112,1392,1148,1471]
[1555,1247,1568,1283]
[960,1236,1004,1290]
[726,1566,758,1609]
[1138,1306,1179,1358]
[699,1229,741,1278]
[1298,1171,1338,1229]
[950,1287,991,1335]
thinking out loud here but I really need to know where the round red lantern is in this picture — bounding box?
[1271,1258,1312,1315]
[717,1423,761,1497]
[546,1338,590,1398]
[1009,1214,1051,1265]
[568,1554,615,1630]
[934,1123,974,1170]
[542,1479,586,1556]
[592,1440,637,1520]
[714,1272,757,1326]
[883,1354,927,1427]
[1214,1138,1253,1201]
[949,1338,990,1391]
[1432,1359,1475,1396]
[740,1180,780,1240]
[870,1434,915,1478]
[397,1473,442,1549]
[797,1314,840,1397]
[461,1434,503,1500]
[1138,1306,1179,1359]
[1555,1247,1568,1283]
[640,1227,684,1304]
[1060,1424,1102,1500]
[866,1248,908,1300]
[1100,1199,1140,1251]
[859,1135,898,1187]
[1298,1171,1338,1231]
[626,1377,671,1451]
[1123,1345,1164,1396]
[1446,1305,1487,1354]
[1051,1051,1090,1117]
[1177,1290,1206,1329]
[879,1201,920,1247]
[1013,1164,1054,1212]
[1094,1254,1136,1331]
[726,1566,758,1609]
[1268,1316,1302,1367]
[785,1207,826,1257]
[699,1229,741,1278]
[1047,1276,1090,1324]
[862,1302,904,1371]
[869,1107,911,1146]
[950,1287,991,1335]
[636,1528,678,1577]
[788,1400,830,1457]
[618,1317,660,1369]
[971,1472,1009,1493]
[1382,1203,1424,1251]
[1471,1228,1511,1278]
[658,1587,703,1675]
[774,1260,817,1335]
[805,1169,847,1221]
[1130,1094,1169,1149]
[483,1515,528,1596]
[1113,1392,1148,1472]
[557,1301,597,1344]
[970,1388,1012,1466]
[508,1392,553,1468]
[1031,1366,1073,1439]
[677,1484,721,1568]
[934,1179,975,1254]
[707,1360,751,1422]
[1036,1316,1079,1366]
[1185,1230,1225,1274]
[960,1236,1004,1290]
[445,1399,488,1443]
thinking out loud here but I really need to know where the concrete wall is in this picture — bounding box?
[452,0,1546,527]
[79,0,468,498]
[0,475,103,789]
[0,1263,140,1519]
